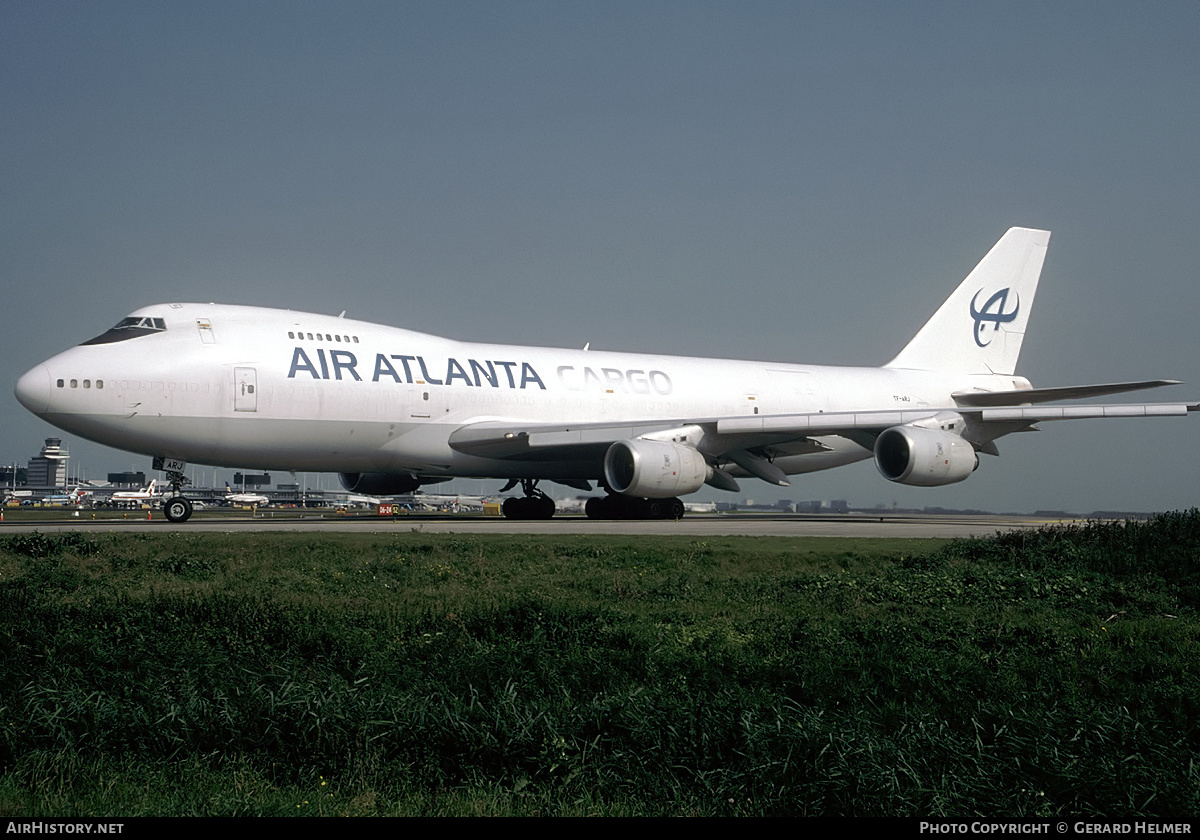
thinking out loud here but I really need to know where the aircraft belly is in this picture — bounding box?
[41,410,411,471]
[37,411,160,455]
[725,436,872,479]
[44,409,593,478]
[770,447,873,476]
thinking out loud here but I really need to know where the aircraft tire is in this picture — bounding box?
[503,496,556,520]
[588,494,684,520]
[584,495,614,519]
[163,496,193,523]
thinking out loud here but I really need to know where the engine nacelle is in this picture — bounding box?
[874,426,978,487]
[604,439,711,498]
[338,472,423,495]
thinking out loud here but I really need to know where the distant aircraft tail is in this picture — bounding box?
[885,227,1050,375]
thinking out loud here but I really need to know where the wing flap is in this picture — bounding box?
[980,403,1198,422]
[718,409,952,436]
[448,420,690,459]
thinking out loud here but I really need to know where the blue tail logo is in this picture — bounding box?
[970,288,1020,347]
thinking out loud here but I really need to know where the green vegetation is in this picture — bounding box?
[0,515,1197,816]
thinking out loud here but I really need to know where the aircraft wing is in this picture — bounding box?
[716,402,1198,435]
[449,419,686,461]
[450,400,1199,461]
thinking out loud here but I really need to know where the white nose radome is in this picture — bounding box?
[15,363,51,416]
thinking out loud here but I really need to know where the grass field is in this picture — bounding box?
[0,513,1197,816]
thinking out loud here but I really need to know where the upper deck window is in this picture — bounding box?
[81,316,168,345]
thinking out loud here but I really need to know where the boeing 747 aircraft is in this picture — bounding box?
[14,228,1198,522]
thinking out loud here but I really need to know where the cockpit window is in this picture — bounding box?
[80,316,168,345]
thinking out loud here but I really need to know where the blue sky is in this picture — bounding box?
[3,1,1198,512]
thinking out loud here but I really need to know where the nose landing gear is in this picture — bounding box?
[161,468,194,523]
[162,495,194,523]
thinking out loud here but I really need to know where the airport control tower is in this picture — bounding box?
[25,438,69,491]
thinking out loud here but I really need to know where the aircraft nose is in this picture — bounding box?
[15,364,51,415]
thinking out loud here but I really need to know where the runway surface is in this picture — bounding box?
[0,511,1089,539]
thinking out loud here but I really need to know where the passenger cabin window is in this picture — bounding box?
[291,330,358,342]
[81,316,168,345]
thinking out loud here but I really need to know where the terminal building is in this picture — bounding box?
[107,471,148,489]
[3,437,353,508]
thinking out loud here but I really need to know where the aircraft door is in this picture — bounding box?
[407,385,440,419]
[766,369,826,414]
[234,367,258,412]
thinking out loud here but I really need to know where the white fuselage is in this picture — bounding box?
[16,303,1011,483]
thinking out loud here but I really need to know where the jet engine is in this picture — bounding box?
[604,439,710,498]
[339,472,423,495]
[874,426,978,487]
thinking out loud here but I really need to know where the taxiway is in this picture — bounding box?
[0,512,1090,539]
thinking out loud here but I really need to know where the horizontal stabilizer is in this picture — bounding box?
[953,380,1183,407]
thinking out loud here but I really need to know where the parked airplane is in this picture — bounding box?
[108,479,159,506]
[14,228,1197,523]
[41,486,90,506]
[224,483,270,506]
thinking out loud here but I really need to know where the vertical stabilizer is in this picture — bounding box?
[885,227,1050,375]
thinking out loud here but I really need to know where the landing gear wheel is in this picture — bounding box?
[163,496,193,523]
[160,466,193,523]
[501,480,557,519]
[585,494,684,520]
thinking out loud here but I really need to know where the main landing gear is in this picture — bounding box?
[585,494,686,520]
[498,480,687,521]
[501,479,557,520]
[161,469,194,523]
